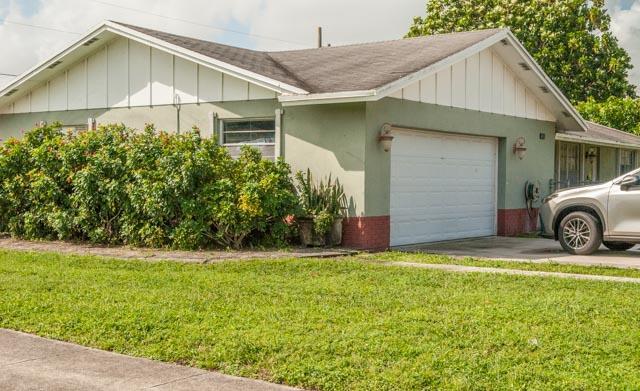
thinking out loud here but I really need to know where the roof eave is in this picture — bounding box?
[556,133,640,149]
[0,21,308,104]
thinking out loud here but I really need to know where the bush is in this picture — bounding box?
[0,123,299,249]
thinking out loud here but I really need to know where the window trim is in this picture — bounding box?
[220,117,276,147]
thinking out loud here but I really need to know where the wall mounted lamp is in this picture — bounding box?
[378,123,394,152]
[513,136,527,160]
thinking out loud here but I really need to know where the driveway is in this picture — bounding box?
[398,236,640,269]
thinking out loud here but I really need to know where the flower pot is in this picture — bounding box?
[298,218,326,247]
[329,217,343,246]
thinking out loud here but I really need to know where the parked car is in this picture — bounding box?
[540,168,640,255]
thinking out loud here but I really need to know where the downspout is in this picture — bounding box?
[173,94,182,134]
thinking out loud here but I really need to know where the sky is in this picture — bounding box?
[0,0,639,94]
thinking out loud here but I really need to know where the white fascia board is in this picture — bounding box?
[556,133,640,149]
[0,22,108,99]
[279,89,377,106]
[503,31,587,132]
[104,21,306,95]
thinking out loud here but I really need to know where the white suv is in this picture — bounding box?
[540,168,640,255]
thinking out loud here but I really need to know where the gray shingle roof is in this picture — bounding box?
[562,121,640,148]
[114,22,502,94]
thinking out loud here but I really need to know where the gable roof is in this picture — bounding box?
[116,22,500,94]
[0,21,586,131]
[557,121,640,149]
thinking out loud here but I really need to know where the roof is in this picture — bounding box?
[0,21,586,131]
[116,22,501,94]
[557,121,640,148]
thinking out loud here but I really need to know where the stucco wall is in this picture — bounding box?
[364,98,557,216]
[0,100,279,139]
[282,103,366,217]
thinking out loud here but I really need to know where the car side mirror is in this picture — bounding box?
[619,175,640,191]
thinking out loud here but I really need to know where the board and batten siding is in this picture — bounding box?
[0,37,277,115]
[389,48,555,122]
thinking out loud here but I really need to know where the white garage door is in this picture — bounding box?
[390,130,498,246]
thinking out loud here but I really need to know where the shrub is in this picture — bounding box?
[0,123,299,249]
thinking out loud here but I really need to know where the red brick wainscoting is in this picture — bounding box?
[342,216,390,250]
[497,208,539,236]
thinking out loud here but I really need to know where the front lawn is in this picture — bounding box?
[1,250,639,390]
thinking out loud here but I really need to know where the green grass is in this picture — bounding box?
[368,251,640,279]
[2,249,640,390]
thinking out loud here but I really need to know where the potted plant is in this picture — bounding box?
[295,169,347,247]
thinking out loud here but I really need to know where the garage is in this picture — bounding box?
[390,129,498,246]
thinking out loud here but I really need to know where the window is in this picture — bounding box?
[221,119,275,145]
[620,149,636,175]
[556,142,580,189]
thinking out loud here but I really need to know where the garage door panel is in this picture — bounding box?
[391,130,497,246]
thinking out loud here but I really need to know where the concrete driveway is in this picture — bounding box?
[398,236,640,269]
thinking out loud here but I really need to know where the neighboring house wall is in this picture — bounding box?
[364,98,556,245]
[390,48,555,123]
[554,141,640,190]
[0,36,276,116]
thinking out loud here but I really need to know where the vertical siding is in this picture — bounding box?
[151,48,173,105]
[223,73,249,101]
[436,67,451,106]
[174,56,198,104]
[129,40,151,107]
[198,65,222,102]
[1,36,278,114]
[391,47,556,123]
[68,61,87,110]
[87,47,107,109]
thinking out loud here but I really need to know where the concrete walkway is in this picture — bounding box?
[0,329,299,391]
[389,261,640,284]
[399,236,640,269]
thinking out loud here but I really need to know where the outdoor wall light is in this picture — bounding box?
[586,148,598,162]
[513,136,527,160]
[378,123,394,152]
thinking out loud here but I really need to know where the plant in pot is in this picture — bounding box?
[295,169,347,247]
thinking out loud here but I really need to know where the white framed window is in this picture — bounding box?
[219,117,277,160]
[620,149,636,175]
[221,118,275,146]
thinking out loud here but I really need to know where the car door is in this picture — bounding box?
[608,175,640,236]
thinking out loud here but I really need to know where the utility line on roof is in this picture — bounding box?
[88,0,309,47]
[1,20,82,35]
[0,73,17,77]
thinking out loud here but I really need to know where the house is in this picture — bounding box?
[0,21,638,250]
[554,121,640,191]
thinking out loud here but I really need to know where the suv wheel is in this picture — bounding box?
[603,241,636,251]
[558,212,602,255]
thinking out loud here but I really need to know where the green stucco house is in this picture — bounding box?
[1,21,639,249]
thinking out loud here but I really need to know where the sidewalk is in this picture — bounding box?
[389,261,640,283]
[0,329,299,391]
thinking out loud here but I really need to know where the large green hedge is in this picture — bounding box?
[0,123,298,249]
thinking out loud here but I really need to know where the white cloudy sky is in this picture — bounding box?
[0,0,639,93]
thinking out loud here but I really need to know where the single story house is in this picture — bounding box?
[1,21,639,249]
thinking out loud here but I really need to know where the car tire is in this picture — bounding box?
[603,241,636,251]
[558,212,602,255]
